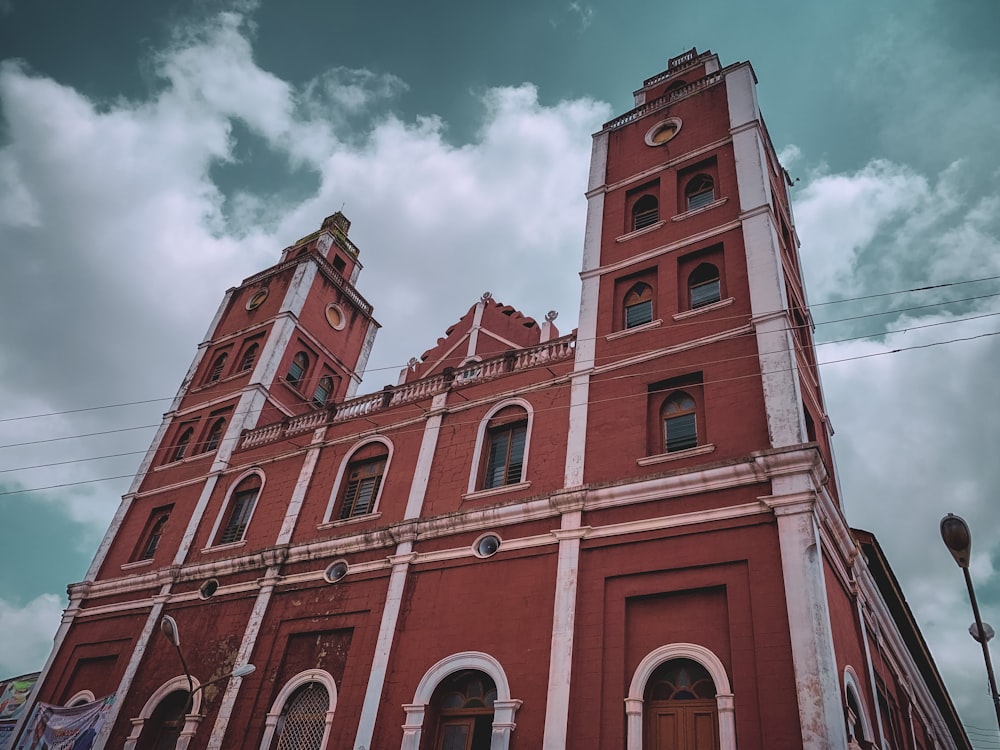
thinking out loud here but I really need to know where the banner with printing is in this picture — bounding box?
[14,695,114,750]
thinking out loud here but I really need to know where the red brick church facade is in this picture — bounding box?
[16,49,969,750]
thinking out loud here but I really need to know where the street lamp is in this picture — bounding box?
[940,514,1000,732]
[160,615,255,715]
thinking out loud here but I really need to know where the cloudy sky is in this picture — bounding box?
[1,0,998,741]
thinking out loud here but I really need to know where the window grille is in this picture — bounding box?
[204,418,226,453]
[313,376,333,407]
[275,683,328,750]
[685,174,715,210]
[663,393,698,453]
[631,195,659,231]
[239,343,259,372]
[287,352,309,388]
[208,353,228,382]
[624,283,654,329]
[172,428,193,462]
[219,479,260,544]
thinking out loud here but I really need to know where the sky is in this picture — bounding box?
[0,0,998,742]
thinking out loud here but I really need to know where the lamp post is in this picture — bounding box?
[160,614,255,718]
[939,514,1000,732]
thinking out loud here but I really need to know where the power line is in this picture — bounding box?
[1,327,995,498]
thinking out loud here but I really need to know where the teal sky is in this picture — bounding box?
[1,0,998,741]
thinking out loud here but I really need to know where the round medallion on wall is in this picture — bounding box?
[325,303,346,330]
[246,288,269,311]
[644,117,682,147]
[324,560,349,583]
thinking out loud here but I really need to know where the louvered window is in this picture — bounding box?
[662,392,698,453]
[171,428,193,462]
[219,477,260,544]
[275,683,328,750]
[624,283,654,329]
[203,418,226,453]
[207,352,228,383]
[287,352,309,388]
[138,511,170,560]
[483,421,527,489]
[631,194,659,231]
[313,376,333,407]
[685,174,715,210]
[689,263,721,309]
[239,343,259,372]
[339,457,386,519]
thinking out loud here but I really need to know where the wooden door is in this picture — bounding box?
[646,699,719,750]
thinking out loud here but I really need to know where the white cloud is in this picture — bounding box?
[0,594,62,676]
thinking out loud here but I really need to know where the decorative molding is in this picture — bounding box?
[670,196,729,222]
[614,220,666,244]
[461,481,531,502]
[637,443,716,466]
[672,297,735,321]
[605,319,663,341]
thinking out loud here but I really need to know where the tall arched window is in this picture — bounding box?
[239,343,259,372]
[203,418,226,453]
[207,352,228,383]
[624,283,654,329]
[287,352,309,388]
[171,427,193,462]
[216,473,261,545]
[632,194,660,231]
[337,444,388,519]
[313,376,333,407]
[688,263,721,309]
[662,392,697,453]
[135,690,188,750]
[685,174,715,210]
[480,405,528,490]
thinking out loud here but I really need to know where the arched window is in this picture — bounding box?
[662,392,697,453]
[480,405,528,490]
[287,352,309,388]
[685,174,715,210]
[429,671,498,750]
[632,194,660,231]
[844,667,875,750]
[239,343,259,372]
[626,644,735,750]
[688,263,721,309]
[207,352,228,383]
[624,283,654,329]
[171,427,193,462]
[274,683,328,750]
[136,507,171,561]
[259,670,337,750]
[216,473,261,545]
[313,376,333,407]
[203,418,226,453]
[337,444,388,520]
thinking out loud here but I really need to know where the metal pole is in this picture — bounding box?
[962,567,1000,733]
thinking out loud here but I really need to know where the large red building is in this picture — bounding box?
[15,48,970,750]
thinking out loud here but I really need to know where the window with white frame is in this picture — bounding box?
[473,403,531,492]
[326,439,392,522]
[259,670,336,750]
[215,473,262,545]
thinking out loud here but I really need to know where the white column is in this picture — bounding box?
[770,496,849,749]
[353,392,447,750]
[541,509,586,749]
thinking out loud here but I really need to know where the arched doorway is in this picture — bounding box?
[643,658,719,750]
[136,690,188,750]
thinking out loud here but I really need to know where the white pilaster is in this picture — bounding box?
[727,66,805,448]
[769,495,848,749]
[275,428,326,545]
[541,510,586,749]
[354,392,448,750]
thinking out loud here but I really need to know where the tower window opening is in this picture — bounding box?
[685,174,715,210]
[313,376,333,407]
[239,343,259,373]
[171,427,194,462]
[203,418,226,453]
[287,352,309,388]
[207,352,228,383]
[134,506,172,561]
[632,194,660,231]
[662,392,698,453]
[689,263,721,308]
[624,283,654,329]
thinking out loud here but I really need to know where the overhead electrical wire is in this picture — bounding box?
[1,273,998,425]
[1,326,997,497]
